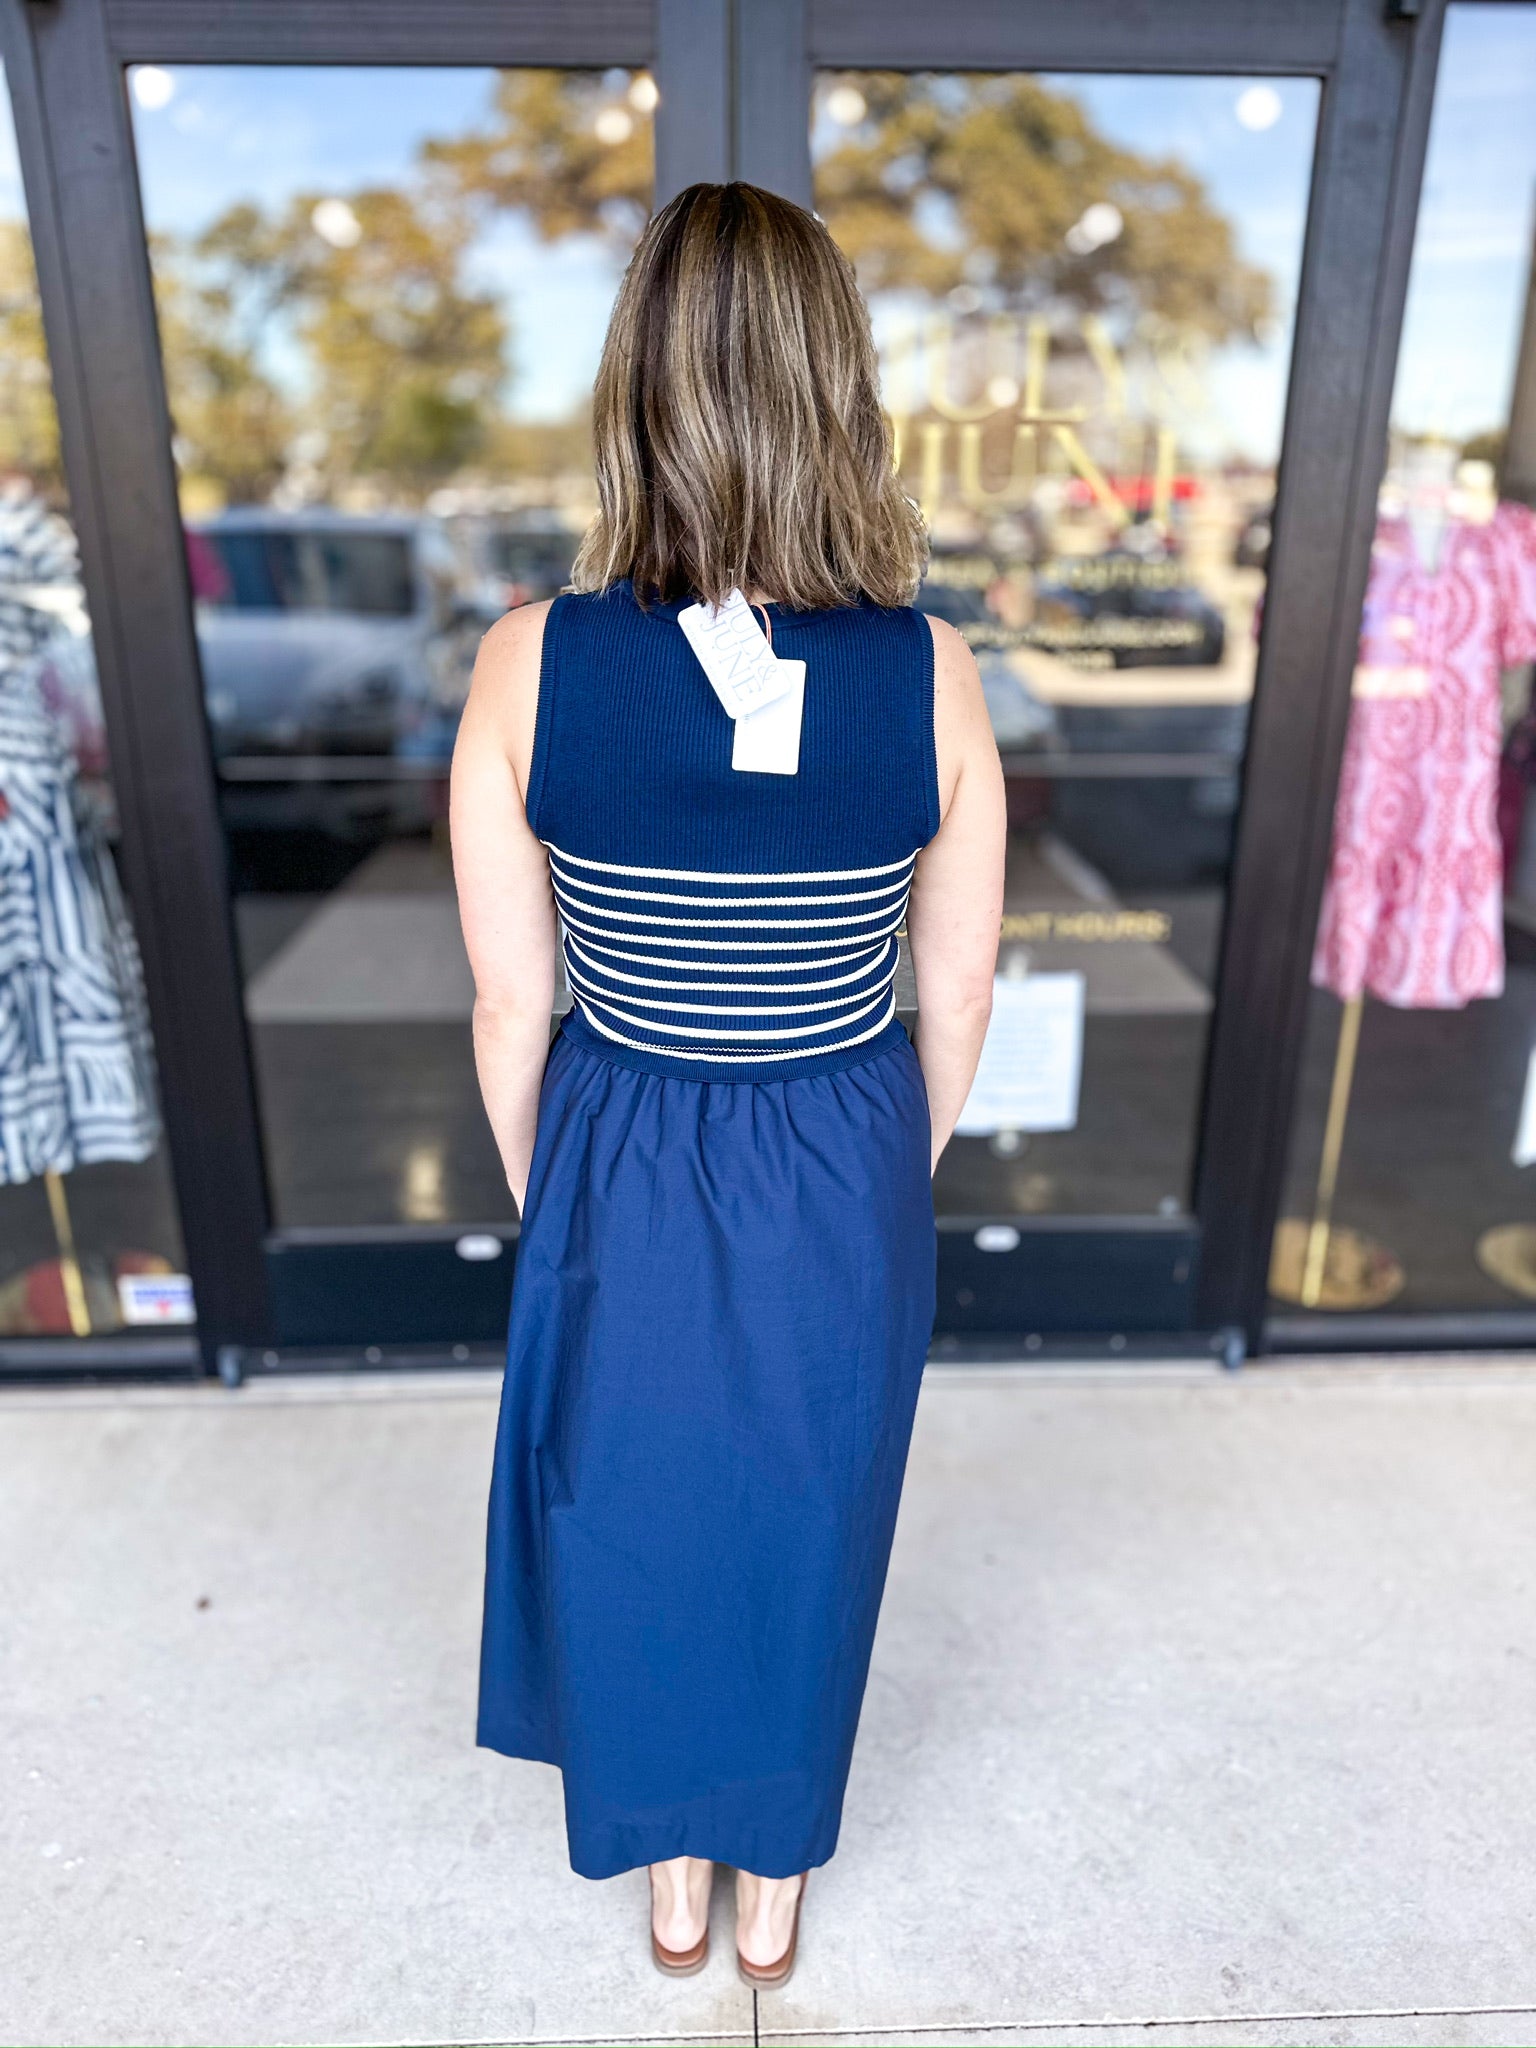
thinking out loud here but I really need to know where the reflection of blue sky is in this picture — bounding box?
[1392,6,1536,441]
[128,67,635,423]
[1048,75,1317,465]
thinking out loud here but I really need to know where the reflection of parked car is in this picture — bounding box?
[481,515,578,607]
[916,575,1055,753]
[448,509,581,613]
[187,510,496,840]
[921,550,1244,887]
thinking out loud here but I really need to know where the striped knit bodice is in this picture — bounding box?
[527,582,939,1081]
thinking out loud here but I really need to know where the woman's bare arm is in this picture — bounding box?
[449,599,558,1215]
[907,616,1007,1171]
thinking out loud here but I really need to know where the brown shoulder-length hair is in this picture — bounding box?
[571,181,927,611]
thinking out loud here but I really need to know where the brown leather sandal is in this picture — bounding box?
[651,1924,709,1976]
[736,1873,807,1989]
[649,1866,711,1977]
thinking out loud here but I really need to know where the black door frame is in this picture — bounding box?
[0,0,1448,1369]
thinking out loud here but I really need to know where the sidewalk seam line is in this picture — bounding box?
[751,1999,1536,2041]
[352,2003,1536,2048]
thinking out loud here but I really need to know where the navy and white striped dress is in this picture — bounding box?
[478,581,939,1880]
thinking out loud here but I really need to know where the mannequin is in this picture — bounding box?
[1272,440,1536,1308]
[1402,437,1456,575]
[0,486,160,1334]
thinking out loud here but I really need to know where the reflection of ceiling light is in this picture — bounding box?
[311,198,362,249]
[628,73,659,114]
[1235,84,1283,131]
[402,1146,447,1225]
[131,66,175,110]
[826,84,868,126]
[1064,201,1123,255]
[595,106,634,144]
[948,284,983,313]
[986,375,1020,408]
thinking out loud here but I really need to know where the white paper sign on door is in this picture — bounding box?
[1515,1046,1536,1167]
[955,971,1085,1135]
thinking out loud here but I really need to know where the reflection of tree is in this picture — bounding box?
[423,71,651,251]
[0,220,63,494]
[151,230,293,503]
[172,186,506,498]
[152,70,653,506]
[816,74,1272,343]
[1460,426,1506,470]
[0,70,659,507]
[0,70,1266,507]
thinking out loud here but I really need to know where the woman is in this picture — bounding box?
[452,181,1005,1985]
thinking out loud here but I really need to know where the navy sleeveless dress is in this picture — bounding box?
[477,580,940,1880]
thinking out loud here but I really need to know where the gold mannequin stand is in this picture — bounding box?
[1269,994,1406,1310]
[1475,1224,1536,1300]
[43,1168,92,1335]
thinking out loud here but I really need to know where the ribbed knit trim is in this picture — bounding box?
[620,581,875,633]
[916,609,941,842]
[522,592,565,840]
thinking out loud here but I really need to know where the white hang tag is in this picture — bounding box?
[732,659,805,775]
[677,588,796,719]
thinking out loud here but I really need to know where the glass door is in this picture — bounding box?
[125,60,654,1345]
[0,58,190,1352]
[811,65,1319,1334]
[1271,3,1536,1339]
[9,0,1441,1359]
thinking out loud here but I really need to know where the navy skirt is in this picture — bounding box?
[477,1023,936,1880]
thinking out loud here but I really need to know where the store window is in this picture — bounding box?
[813,71,1318,1220]
[1271,4,1536,1316]
[0,66,189,1339]
[129,65,653,1230]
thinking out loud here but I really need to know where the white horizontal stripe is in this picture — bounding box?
[575,985,892,1041]
[565,930,894,977]
[545,842,918,885]
[575,991,899,1063]
[551,895,901,933]
[550,868,911,910]
[557,905,907,951]
[566,960,877,1018]
[565,933,896,995]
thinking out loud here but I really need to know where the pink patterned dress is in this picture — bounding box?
[1312,502,1536,1009]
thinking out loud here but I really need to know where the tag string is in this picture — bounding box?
[752,601,773,651]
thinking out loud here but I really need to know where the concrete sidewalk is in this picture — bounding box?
[6,1358,1536,2048]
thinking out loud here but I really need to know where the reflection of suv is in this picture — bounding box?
[916,576,1055,753]
[443,509,581,614]
[188,510,494,839]
[482,515,579,608]
[922,548,1244,887]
